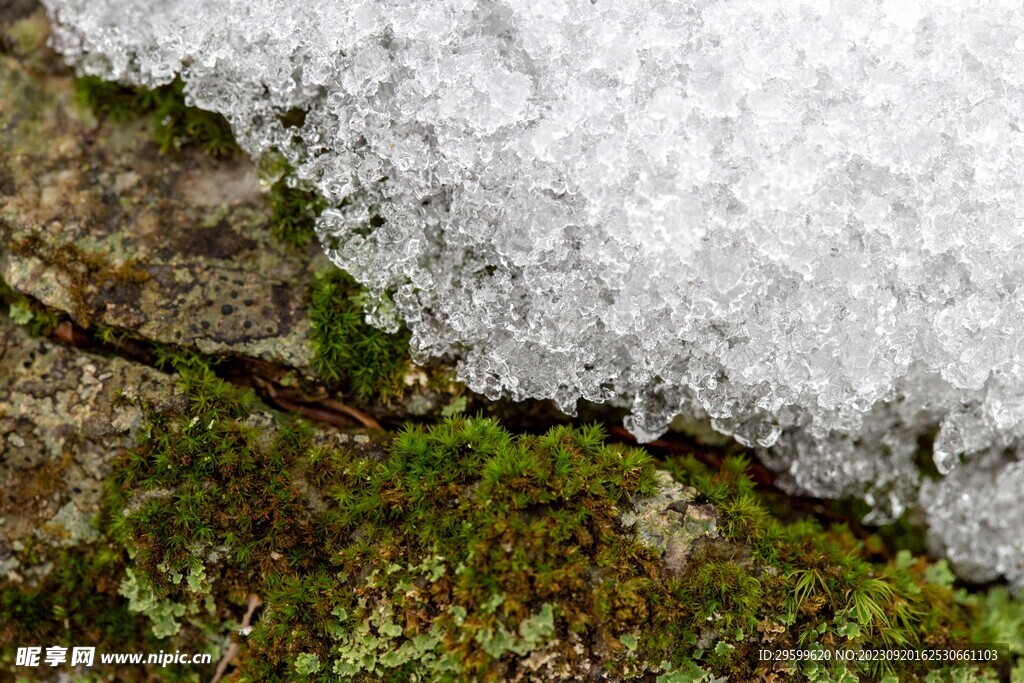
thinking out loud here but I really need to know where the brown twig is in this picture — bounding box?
[252,375,382,430]
[319,397,383,430]
[210,593,262,683]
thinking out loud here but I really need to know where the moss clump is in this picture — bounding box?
[74,76,237,157]
[257,154,325,250]
[52,352,1024,681]
[0,539,215,681]
[108,357,672,679]
[0,543,138,651]
[255,419,664,681]
[308,269,412,402]
[110,353,323,589]
[267,175,325,249]
[662,454,1023,681]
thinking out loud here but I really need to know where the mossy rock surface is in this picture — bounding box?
[7,340,1017,681]
[2,6,1024,683]
[0,316,183,548]
[0,13,315,370]
[0,10,449,420]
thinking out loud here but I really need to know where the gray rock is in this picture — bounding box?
[0,317,181,561]
[621,470,719,572]
[0,30,318,372]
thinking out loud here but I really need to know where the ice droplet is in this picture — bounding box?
[932,422,964,476]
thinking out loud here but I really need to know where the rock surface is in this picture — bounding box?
[0,315,180,566]
[0,10,318,371]
[621,470,719,573]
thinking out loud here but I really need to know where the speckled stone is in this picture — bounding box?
[0,20,318,371]
[0,317,182,568]
[620,470,719,572]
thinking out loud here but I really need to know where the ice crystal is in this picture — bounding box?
[42,0,1024,584]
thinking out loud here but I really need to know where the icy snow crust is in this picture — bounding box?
[44,0,1024,584]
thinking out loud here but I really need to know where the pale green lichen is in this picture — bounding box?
[621,469,718,572]
[39,502,100,548]
[293,653,321,676]
[119,568,189,638]
[473,603,555,659]
[329,602,458,677]
[654,660,713,683]
[440,396,469,417]
[8,301,33,326]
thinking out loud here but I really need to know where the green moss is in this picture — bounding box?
[662,454,1024,681]
[74,76,237,157]
[267,175,325,249]
[308,268,412,402]
[13,346,1016,682]
[110,355,308,586]
[240,417,669,681]
[105,360,1024,680]
[678,546,762,630]
[0,544,135,646]
[0,540,214,681]
[109,358,671,679]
